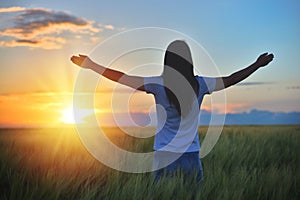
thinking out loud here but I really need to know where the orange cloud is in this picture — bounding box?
[0,7,101,49]
[201,102,251,114]
[0,7,25,13]
[0,92,67,127]
[1,37,66,49]
[0,92,130,127]
[0,91,255,127]
[104,24,115,30]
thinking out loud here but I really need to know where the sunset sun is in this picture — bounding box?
[60,106,94,124]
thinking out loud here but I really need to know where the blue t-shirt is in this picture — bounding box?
[144,75,216,152]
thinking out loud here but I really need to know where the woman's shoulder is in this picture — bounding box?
[195,75,217,95]
[144,76,163,84]
[144,76,164,94]
[194,75,203,82]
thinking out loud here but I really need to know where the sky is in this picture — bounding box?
[0,0,299,127]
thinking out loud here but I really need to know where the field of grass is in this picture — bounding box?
[0,125,299,199]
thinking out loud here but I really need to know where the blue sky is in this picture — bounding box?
[0,0,299,126]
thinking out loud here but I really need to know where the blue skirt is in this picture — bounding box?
[153,151,204,184]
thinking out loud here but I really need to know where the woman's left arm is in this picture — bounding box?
[71,54,145,91]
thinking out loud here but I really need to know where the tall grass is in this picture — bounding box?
[0,125,299,199]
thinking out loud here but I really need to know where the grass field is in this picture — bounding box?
[0,125,299,199]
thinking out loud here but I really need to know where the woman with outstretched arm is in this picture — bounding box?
[71,40,274,185]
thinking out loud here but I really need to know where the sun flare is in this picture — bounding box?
[60,106,94,124]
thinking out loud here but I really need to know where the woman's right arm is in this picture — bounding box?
[71,54,145,91]
[213,53,274,91]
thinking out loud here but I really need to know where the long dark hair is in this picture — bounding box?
[162,40,199,118]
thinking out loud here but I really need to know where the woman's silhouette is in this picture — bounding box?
[71,40,274,184]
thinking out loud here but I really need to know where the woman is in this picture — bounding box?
[71,40,274,184]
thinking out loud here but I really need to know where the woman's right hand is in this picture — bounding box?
[255,53,274,67]
[70,54,94,68]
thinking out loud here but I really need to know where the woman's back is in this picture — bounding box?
[144,75,216,153]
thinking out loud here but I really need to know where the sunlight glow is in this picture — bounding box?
[60,106,94,124]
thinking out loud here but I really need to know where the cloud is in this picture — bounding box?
[1,37,66,49]
[0,6,25,13]
[0,92,299,127]
[236,82,274,86]
[104,24,114,30]
[223,109,300,125]
[92,109,300,126]
[0,7,101,49]
[287,85,300,90]
[98,23,116,30]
